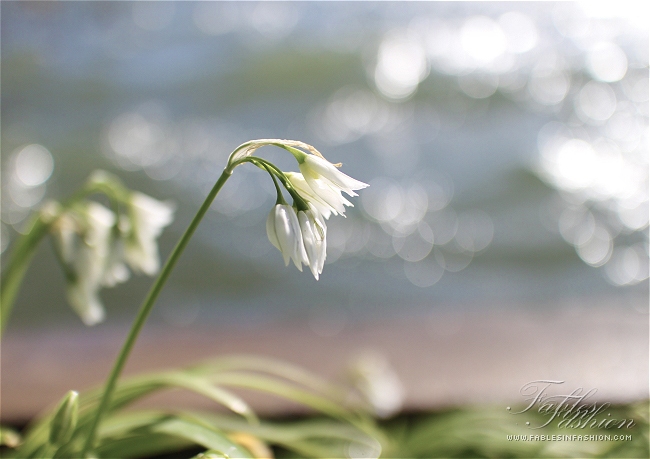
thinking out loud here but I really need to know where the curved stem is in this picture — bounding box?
[81,169,233,456]
[266,165,287,205]
[239,157,310,210]
[0,216,50,335]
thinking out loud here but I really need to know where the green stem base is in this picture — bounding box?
[81,169,232,456]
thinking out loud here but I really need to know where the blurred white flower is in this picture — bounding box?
[266,204,308,271]
[123,192,175,276]
[101,236,130,287]
[286,172,351,219]
[349,350,405,418]
[298,206,327,279]
[45,203,78,265]
[45,187,174,325]
[65,202,115,326]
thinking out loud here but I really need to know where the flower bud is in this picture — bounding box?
[266,204,308,271]
[49,390,79,446]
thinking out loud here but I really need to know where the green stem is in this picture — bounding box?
[243,157,309,210]
[81,168,233,456]
[0,216,50,335]
[264,164,287,205]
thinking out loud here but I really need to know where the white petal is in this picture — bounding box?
[102,261,130,287]
[266,209,281,251]
[298,211,320,279]
[286,172,336,219]
[53,214,80,263]
[301,155,368,195]
[81,203,115,284]
[53,202,114,325]
[66,280,105,326]
[268,204,308,271]
[125,192,175,275]
[276,205,306,270]
[297,207,328,280]
[303,176,353,215]
[274,205,294,267]
[85,202,116,231]
[285,205,308,270]
[131,192,175,229]
[313,210,328,273]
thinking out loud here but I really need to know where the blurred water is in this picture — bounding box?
[2,2,648,328]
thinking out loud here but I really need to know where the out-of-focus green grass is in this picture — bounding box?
[376,402,649,459]
[275,402,649,458]
[4,402,647,458]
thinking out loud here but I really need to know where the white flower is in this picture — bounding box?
[266,204,308,271]
[65,202,115,326]
[298,154,368,199]
[349,351,405,419]
[123,192,175,276]
[286,172,351,219]
[297,206,327,279]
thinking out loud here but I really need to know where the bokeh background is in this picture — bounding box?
[2,1,648,421]
[3,1,648,326]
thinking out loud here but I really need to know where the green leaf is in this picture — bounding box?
[14,355,384,458]
[191,355,352,404]
[94,432,191,459]
[158,373,258,425]
[210,372,360,423]
[153,417,253,458]
[95,409,169,438]
[190,412,382,459]
[76,371,258,424]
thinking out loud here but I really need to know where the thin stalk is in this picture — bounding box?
[0,216,49,334]
[81,169,233,456]
[264,164,287,205]
[243,157,309,210]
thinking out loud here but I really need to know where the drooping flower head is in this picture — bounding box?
[225,139,367,279]
[251,141,367,280]
[44,172,175,325]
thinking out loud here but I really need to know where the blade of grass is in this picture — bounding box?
[152,417,253,458]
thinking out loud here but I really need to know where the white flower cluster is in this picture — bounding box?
[43,181,174,325]
[265,151,368,280]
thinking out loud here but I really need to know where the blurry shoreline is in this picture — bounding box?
[2,298,647,423]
